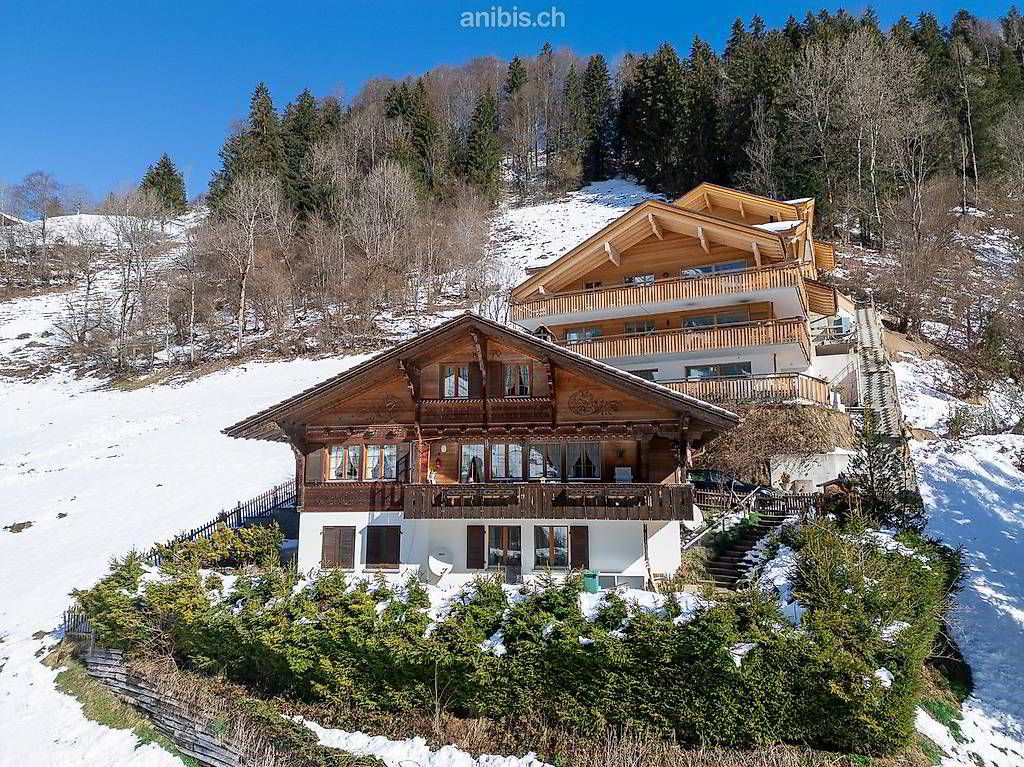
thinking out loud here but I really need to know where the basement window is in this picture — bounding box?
[534,525,569,568]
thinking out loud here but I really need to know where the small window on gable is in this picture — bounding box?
[584,281,603,291]
[504,363,531,397]
[442,364,470,398]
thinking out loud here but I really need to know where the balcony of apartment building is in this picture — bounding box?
[511,260,809,331]
[553,315,811,369]
[661,371,831,406]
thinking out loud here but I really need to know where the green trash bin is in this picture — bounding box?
[583,570,600,593]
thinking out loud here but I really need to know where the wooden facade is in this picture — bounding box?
[224,314,738,523]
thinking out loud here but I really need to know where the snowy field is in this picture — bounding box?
[895,352,1024,767]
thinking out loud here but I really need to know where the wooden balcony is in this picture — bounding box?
[510,262,807,322]
[663,373,830,405]
[556,317,811,362]
[403,483,693,521]
[420,397,554,425]
[304,482,406,512]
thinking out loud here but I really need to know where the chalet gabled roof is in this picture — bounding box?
[223,312,739,442]
[510,198,800,300]
[674,182,805,220]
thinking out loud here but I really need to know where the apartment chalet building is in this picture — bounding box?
[511,183,861,487]
[225,314,738,583]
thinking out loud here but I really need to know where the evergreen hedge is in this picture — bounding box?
[73,517,960,756]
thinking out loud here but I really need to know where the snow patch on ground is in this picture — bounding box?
[300,717,553,767]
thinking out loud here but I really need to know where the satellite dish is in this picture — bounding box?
[428,549,454,580]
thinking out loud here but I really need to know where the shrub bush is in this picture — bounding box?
[74,521,957,755]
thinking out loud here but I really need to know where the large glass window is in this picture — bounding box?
[534,525,569,568]
[490,443,523,480]
[564,327,603,344]
[681,260,748,278]
[460,443,485,482]
[528,443,562,480]
[683,308,751,328]
[504,364,531,397]
[488,525,522,567]
[624,319,656,335]
[328,445,362,481]
[443,364,470,398]
[365,444,397,480]
[624,273,655,286]
[685,362,753,380]
[567,442,601,480]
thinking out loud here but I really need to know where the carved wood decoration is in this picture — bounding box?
[567,390,622,417]
[356,393,404,424]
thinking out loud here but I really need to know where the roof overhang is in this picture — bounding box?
[674,182,805,223]
[510,200,796,300]
[223,313,740,443]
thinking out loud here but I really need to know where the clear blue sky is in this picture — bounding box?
[0,0,1010,201]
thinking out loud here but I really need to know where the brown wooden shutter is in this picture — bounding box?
[487,361,503,397]
[338,526,356,569]
[570,526,590,570]
[322,526,355,568]
[306,447,324,482]
[469,364,483,398]
[321,526,341,568]
[366,526,383,566]
[397,443,411,482]
[466,525,485,569]
[384,526,402,566]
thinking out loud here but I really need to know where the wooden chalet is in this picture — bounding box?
[225,313,738,585]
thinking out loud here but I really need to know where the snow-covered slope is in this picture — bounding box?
[488,179,659,280]
[895,351,1024,766]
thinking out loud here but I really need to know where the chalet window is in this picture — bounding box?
[624,319,656,335]
[460,443,485,482]
[681,260,747,278]
[442,364,470,398]
[624,273,655,286]
[488,525,522,567]
[584,281,603,291]
[503,363,531,397]
[630,369,658,382]
[365,444,397,480]
[564,327,602,344]
[534,525,569,568]
[365,525,401,568]
[491,443,524,480]
[685,362,753,380]
[328,445,362,481]
[567,442,601,480]
[683,308,750,328]
[528,443,562,480]
[321,526,356,569]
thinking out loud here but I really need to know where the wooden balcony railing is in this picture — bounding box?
[663,373,830,405]
[510,262,807,322]
[420,397,554,424]
[304,482,406,512]
[403,482,693,521]
[556,317,811,362]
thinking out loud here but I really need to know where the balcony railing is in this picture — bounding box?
[555,317,811,362]
[420,397,554,424]
[662,373,830,405]
[510,262,807,322]
[403,482,693,521]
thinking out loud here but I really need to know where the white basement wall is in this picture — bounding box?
[297,513,681,584]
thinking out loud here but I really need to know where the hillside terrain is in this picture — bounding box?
[0,183,1023,766]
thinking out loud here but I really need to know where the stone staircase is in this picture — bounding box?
[701,510,791,589]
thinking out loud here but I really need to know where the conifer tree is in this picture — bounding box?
[581,54,615,183]
[681,37,726,187]
[503,57,532,198]
[461,89,502,202]
[553,63,585,188]
[281,89,323,216]
[140,154,187,215]
[385,79,446,197]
